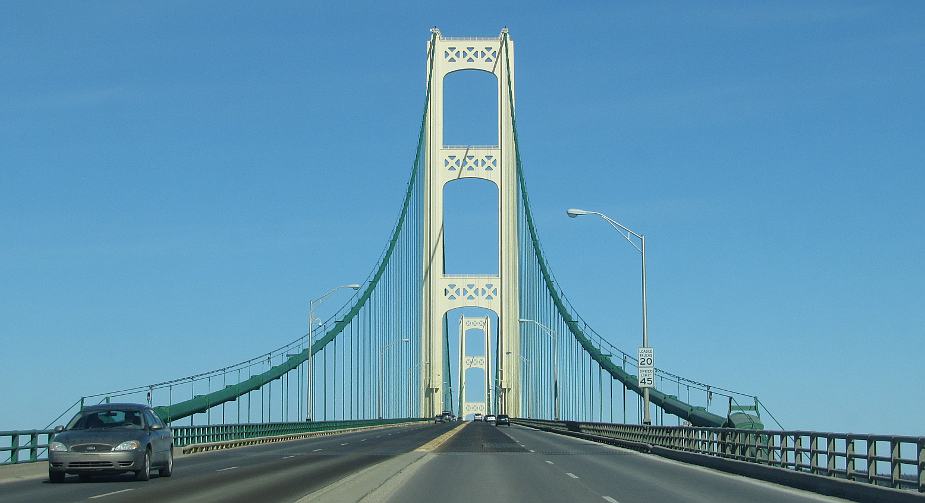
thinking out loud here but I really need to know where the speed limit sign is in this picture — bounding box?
[637,347,654,388]
[638,368,655,388]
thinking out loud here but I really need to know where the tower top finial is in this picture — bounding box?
[431,27,442,38]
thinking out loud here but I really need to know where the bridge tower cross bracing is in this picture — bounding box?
[457,316,492,418]
[421,28,521,418]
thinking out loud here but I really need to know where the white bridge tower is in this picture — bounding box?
[421,28,521,418]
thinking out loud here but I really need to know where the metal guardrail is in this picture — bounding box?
[514,419,925,493]
[1,418,424,465]
[170,418,423,447]
[0,430,54,465]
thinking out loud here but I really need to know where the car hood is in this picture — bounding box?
[54,430,147,446]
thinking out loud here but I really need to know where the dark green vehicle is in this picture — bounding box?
[48,403,174,482]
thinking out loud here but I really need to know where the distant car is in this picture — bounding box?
[496,414,510,426]
[473,413,483,421]
[48,403,173,483]
[434,414,444,423]
[441,411,453,422]
[485,414,497,424]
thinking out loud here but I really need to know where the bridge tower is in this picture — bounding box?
[421,28,520,418]
[457,316,492,418]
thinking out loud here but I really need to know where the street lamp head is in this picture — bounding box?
[401,338,410,342]
[346,284,362,290]
[518,318,531,323]
[566,208,593,218]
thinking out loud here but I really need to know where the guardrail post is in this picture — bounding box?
[10,434,18,464]
[891,439,901,489]
[846,437,856,481]
[867,438,877,486]
[810,434,819,474]
[826,436,835,476]
[29,432,38,462]
[918,438,924,493]
[794,435,803,472]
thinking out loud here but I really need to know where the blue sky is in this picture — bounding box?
[2,1,923,435]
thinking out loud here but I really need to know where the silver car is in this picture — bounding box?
[48,403,173,482]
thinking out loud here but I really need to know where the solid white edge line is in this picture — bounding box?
[89,489,134,499]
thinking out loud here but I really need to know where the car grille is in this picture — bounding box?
[71,443,113,453]
[118,461,133,467]
[69,461,114,468]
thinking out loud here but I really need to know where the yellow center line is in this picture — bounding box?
[415,423,468,452]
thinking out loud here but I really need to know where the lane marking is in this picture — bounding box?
[360,438,367,442]
[603,497,619,503]
[529,449,536,453]
[89,489,134,499]
[545,460,554,465]
[340,443,349,446]
[414,422,467,452]
[566,472,579,479]
[282,455,296,459]
[216,466,238,472]
[312,448,323,452]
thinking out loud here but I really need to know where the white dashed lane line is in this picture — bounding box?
[545,460,554,465]
[566,472,579,479]
[89,489,134,499]
[602,497,619,503]
[282,455,296,459]
[312,448,323,452]
[340,443,349,446]
[216,466,238,472]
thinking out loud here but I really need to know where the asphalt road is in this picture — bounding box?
[0,422,454,503]
[0,422,855,503]
[387,422,848,503]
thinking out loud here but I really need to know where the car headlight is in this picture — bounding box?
[113,440,141,451]
[49,441,68,452]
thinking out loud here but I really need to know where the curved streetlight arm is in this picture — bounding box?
[518,318,555,340]
[568,209,642,252]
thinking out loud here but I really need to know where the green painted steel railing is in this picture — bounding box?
[0,429,55,465]
[171,418,424,447]
[515,418,925,493]
[0,419,426,464]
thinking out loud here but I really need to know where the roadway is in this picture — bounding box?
[0,422,454,503]
[388,422,848,503]
[0,422,851,502]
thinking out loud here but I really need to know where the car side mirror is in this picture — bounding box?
[150,423,163,431]
[53,425,65,433]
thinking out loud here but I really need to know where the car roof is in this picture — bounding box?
[81,403,149,412]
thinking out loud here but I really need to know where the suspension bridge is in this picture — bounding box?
[1,28,922,503]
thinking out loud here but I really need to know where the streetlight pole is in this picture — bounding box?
[378,338,410,419]
[307,283,361,422]
[567,208,652,425]
[518,319,559,421]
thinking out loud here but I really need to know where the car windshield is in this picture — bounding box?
[66,410,145,430]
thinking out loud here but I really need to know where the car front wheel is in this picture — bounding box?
[49,469,65,483]
[135,449,151,481]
